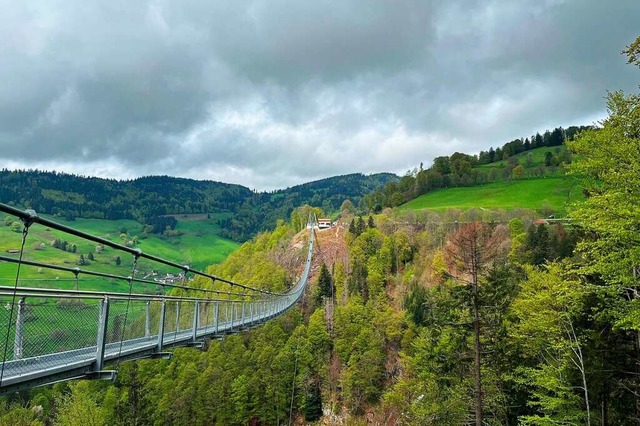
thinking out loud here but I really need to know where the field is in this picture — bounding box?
[400,176,582,213]
[0,214,239,293]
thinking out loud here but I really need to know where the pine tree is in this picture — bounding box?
[356,216,366,236]
[316,263,334,306]
[349,218,356,235]
[303,382,323,422]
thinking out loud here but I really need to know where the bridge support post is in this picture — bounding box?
[175,302,181,334]
[250,302,254,324]
[157,300,166,352]
[214,302,219,335]
[95,297,109,372]
[207,301,213,331]
[192,302,200,343]
[241,302,245,327]
[230,301,235,331]
[13,297,25,360]
[145,301,151,337]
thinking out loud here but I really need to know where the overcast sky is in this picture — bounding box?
[1,1,638,190]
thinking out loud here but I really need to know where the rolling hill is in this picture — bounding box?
[400,176,582,213]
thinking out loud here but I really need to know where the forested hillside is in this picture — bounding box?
[219,173,397,241]
[0,171,396,241]
[362,126,591,212]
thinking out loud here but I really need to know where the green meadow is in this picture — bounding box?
[400,176,582,214]
[0,214,239,293]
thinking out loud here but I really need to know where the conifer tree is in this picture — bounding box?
[367,215,375,228]
[316,263,334,306]
[303,382,323,421]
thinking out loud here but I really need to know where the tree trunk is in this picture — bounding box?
[472,270,484,426]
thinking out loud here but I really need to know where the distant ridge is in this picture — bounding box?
[0,169,397,241]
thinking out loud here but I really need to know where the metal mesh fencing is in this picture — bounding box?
[0,296,101,378]
[198,301,215,332]
[105,299,163,345]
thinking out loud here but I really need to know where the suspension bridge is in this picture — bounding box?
[0,203,316,395]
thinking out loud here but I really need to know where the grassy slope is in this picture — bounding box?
[0,215,238,292]
[477,145,566,170]
[401,177,582,213]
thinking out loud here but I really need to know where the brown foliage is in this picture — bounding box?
[443,222,503,285]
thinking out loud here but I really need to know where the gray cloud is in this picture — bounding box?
[0,0,638,190]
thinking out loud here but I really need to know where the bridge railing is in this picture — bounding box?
[0,287,305,392]
[0,203,316,393]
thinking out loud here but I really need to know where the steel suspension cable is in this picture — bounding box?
[0,255,257,299]
[115,252,140,369]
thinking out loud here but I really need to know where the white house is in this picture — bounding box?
[318,218,332,229]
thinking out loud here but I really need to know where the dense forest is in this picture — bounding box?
[218,173,397,241]
[2,37,639,426]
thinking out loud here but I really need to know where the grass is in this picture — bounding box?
[400,176,582,214]
[0,215,239,293]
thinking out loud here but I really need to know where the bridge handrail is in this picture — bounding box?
[0,286,232,303]
[0,255,259,299]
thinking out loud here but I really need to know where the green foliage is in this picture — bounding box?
[206,223,292,293]
[404,284,428,326]
[568,89,640,289]
[0,401,44,426]
[303,381,323,422]
[342,326,386,413]
[54,382,107,426]
[509,264,591,424]
[11,221,22,233]
[291,205,324,233]
[340,199,355,214]
[386,282,473,424]
[512,164,525,179]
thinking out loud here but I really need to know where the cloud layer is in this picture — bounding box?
[1,0,638,189]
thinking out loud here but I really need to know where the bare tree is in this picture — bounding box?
[444,222,501,426]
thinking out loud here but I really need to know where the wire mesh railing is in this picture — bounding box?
[0,202,316,394]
